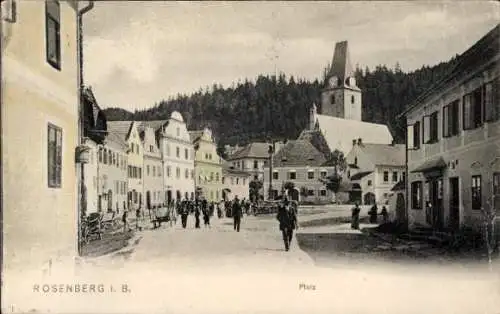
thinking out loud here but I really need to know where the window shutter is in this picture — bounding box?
[407,124,414,149]
[423,115,430,143]
[463,94,472,129]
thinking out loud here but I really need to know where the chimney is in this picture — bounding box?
[352,139,357,146]
[357,138,362,146]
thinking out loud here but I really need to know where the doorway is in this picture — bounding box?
[449,177,460,230]
[426,178,444,229]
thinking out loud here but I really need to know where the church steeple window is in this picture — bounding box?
[331,95,335,104]
[351,95,355,104]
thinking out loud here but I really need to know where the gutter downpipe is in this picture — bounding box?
[77,1,94,256]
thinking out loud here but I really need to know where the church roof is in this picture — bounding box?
[303,114,393,155]
[328,41,354,84]
[358,143,405,166]
[272,140,328,167]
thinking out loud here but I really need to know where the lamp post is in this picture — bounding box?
[268,142,275,200]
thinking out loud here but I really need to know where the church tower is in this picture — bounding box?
[321,41,362,121]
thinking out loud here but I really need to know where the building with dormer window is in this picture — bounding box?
[139,123,164,209]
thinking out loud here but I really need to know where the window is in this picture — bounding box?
[273,171,278,180]
[158,166,162,177]
[351,95,355,104]
[423,111,438,144]
[402,172,406,183]
[191,170,194,179]
[320,190,327,196]
[331,95,335,104]
[176,146,180,158]
[176,167,180,178]
[210,172,214,181]
[254,160,258,169]
[408,121,421,150]
[392,171,398,182]
[308,171,314,179]
[152,166,156,177]
[185,148,188,160]
[308,190,314,196]
[243,178,246,185]
[367,180,372,186]
[222,177,225,184]
[485,79,500,122]
[383,171,389,182]
[471,175,482,210]
[216,172,219,182]
[176,127,180,137]
[289,171,296,180]
[45,0,61,70]
[320,171,327,178]
[185,169,189,179]
[463,88,483,130]
[347,170,350,178]
[147,165,150,176]
[48,123,62,187]
[167,166,171,177]
[236,178,239,184]
[411,181,423,209]
[98,147,103,163]
[443,100,459,137]
[138,167,142,179]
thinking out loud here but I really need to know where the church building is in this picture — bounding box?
[299,41,394,158]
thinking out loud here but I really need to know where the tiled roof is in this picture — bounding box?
[188,130,204,143]
[138,120,169,132]
[107,121,133,143]
[399,24,499,118]
[221,159,250,176]
[105,132,128,150]
[308,114,393,155]
[350,171,373,181]
[298,128,332,158]
[228,142,270,160]
[272,140,327,167]
[359,143,405,166]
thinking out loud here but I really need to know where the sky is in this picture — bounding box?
[83,1,499,111]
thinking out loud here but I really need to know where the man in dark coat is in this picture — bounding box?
[194,199,201,229]
[232,196,242,232]
[276,198,294,251]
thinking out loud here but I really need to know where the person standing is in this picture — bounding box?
[203,201,210,228]
[180,200,189,229]
[194,200,201,229]
[217,202,222,219]
[351,202,361,230]
[276,198,293,251]
[369,204,378,224]
[135,207,141,231]
[122,209,128,233]
[232,196,242,232]
[380,205,389,224]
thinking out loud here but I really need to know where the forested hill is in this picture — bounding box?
[103,56,459,149]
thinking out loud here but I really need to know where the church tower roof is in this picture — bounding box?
[327,41,354,84]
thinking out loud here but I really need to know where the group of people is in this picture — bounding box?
[351,202,389,230]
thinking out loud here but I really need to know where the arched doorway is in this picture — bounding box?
[363,192,376,205]
[185,192,189,200]
[176,190,181,201]
[289,188,299,201]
